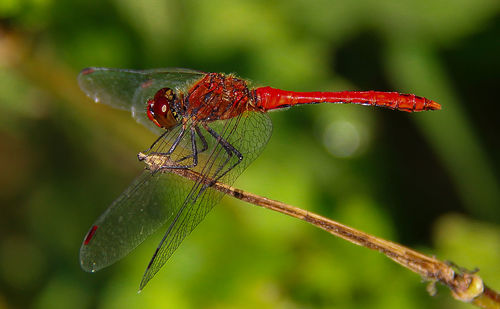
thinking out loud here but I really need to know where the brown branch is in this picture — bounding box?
[139,152,500,309]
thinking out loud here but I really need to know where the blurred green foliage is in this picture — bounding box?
[0,0,499,308]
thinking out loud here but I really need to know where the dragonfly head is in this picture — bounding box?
[147,87,181,129]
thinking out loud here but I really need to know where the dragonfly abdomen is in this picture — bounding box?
[255,87,440,112]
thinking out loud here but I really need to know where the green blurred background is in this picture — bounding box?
[1,0,499,308]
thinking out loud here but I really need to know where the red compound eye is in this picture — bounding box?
[146,88,178,129]
[146,98,161,127]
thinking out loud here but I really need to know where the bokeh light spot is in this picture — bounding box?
[322,120,361,158]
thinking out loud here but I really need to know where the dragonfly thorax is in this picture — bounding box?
[147,87,181,129]
[183,73,254,123]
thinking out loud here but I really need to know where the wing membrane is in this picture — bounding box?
[80,170,196,272]
[79,124,190,271]
[78,68,205,134]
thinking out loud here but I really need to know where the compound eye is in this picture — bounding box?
[146,98,161,127]
[147,88,179,129]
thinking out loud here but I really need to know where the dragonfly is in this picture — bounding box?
[78,67,440,290]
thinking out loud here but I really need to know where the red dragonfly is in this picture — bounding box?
[78,68,440,290]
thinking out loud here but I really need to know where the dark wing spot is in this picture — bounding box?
[83,225,99,245]
[80,68,95,75]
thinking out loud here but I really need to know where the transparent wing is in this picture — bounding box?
[139,111,273,290]
[78,67,205,134]
[80,126,189,272]
[80,171,193,272]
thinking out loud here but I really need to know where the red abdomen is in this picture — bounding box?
[255,87,440,112]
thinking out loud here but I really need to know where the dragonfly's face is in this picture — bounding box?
[147,87,181,129]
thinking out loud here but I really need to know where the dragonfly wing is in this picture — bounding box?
[80,126,191,272]
[139,112,273,289]
[79,170,196,272]
[78,67,205,135]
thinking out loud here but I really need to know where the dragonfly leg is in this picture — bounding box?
[147,122,186,158]
[195,125,209,153]
[165,123,188,156]
[202,123,243,182]
[156,124,199,170]
[142,120,188,157]
[175,125,209,164]
[141,123,197,171]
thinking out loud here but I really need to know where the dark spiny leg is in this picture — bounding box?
[143,123,196,170]
[195,125,209,153]
[203,124,233,169]
[145,123,187,159]
[165,123,187,155]
[159,124,199,170]
[202,123,243,183]
[175,125,209,163]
